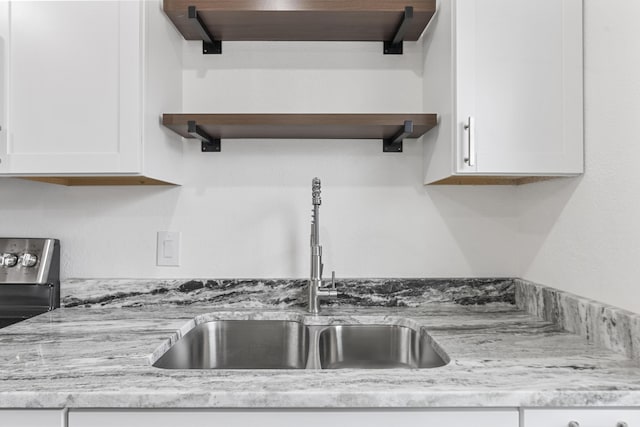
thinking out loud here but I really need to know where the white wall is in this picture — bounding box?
[0,39,519,279]
[518,0,640,314]
[3,1,638,316]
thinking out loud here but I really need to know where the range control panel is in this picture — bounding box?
[0,238,60,285]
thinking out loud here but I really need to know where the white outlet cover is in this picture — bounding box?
[157,231,181,267]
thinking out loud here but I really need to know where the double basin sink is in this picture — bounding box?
[152,317,449,370]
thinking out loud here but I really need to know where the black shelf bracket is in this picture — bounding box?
[187,120,221,152]
[384,6,414,55]
[188,6,222,55]
[383,120,413,152]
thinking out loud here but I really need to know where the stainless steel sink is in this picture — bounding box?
[317,324,447,369]
[152,318,448,370]
[153,320,309,369]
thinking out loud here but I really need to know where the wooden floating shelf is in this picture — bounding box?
[162,113,438,152]
[19,176,176,186]
[428,176,556,186]
[163,0,436,54]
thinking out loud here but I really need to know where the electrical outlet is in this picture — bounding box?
[157,231,181,266]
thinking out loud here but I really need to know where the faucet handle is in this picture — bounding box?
[330,271,336,289]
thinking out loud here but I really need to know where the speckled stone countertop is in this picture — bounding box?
[1,285,640,408]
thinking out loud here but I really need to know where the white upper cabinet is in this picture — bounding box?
[0,1,8,166]
[423,0,584,185]
[0,1,183,185]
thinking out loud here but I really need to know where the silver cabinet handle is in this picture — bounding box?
[463,116,475,166]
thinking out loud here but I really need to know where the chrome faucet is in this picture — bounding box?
[308,177,337,314]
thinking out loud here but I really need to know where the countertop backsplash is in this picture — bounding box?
[516,278,640,362]
[61,278,516,309]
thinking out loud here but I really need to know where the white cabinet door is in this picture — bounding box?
[524,408,640,427]
[0,1,8,171]
[423,0,583,184]
[0,409,64,427]
[69,409,519,427]
[456,0,583,175]
[3,1,142,175]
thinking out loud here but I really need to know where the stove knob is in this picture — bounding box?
[1,253,18,267]
[20,253,38,268]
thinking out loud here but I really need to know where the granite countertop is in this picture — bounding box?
[1,290,640,408]
[0,278,639,409]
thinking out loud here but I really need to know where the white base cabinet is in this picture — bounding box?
[0,409,64,427]
[0,1,183,186]
[524,409,640,427]
[4,408,640,427]
[423,0,584,185]
[68,409,519,427]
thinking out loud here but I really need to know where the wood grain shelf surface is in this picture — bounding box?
[162,113,437,140]
[429,176,557,186]
[163,0,436,42]
[19,176,176,186]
